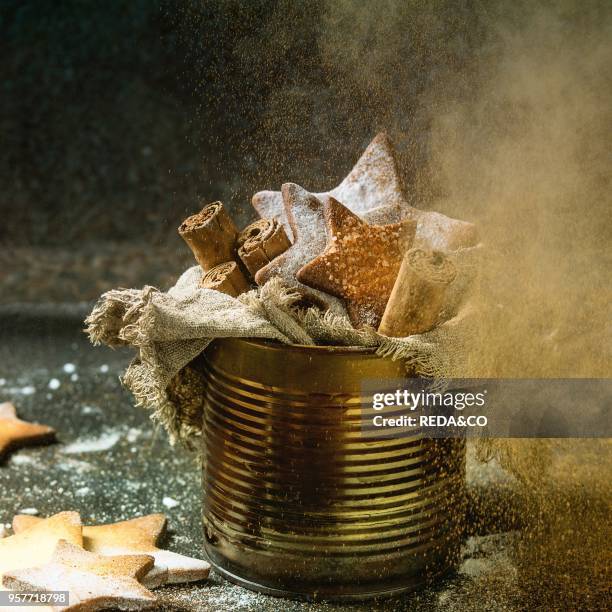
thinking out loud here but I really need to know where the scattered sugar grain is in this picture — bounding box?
[199,583,268,611]
[20,385,35,395]
[10,454,35,466]
[70,373,79,382]
[162,496,180,509]
[48,378,61,390]
[63,430,121,454]
[126,428,141,443]
[62,363,76,374]
[19,508,39,515]
[99,364,109,373]
[57,458,94,473]
[81,405,102,416]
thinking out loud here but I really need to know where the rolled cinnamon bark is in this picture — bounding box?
[378,248,457,337]
[237,218,291,276]
[200,261,251,297]
[178,202,238,271]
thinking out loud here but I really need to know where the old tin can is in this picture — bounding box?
[195,338,466,601]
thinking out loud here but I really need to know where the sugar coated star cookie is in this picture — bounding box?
[0,511,83,585]
[12,513,209,588]
[297,197,416,328]
[255,183,345,312]
[251,132,404,232]
[252,132,477,253]
[3,540,156,612]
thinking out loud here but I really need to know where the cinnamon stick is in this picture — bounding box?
[200,261,250,297]
[237,218,291,276]
[378,248,457,337]
[178,202,238,271]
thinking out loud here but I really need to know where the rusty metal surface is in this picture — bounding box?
[197,338,466,601]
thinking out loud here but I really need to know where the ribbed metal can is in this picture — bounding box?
[195,338,466,601]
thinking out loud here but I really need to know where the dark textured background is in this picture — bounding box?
[0,0,499,303]
[1,0,609,308]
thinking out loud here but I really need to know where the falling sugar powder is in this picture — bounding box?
[62,363,76,374]
[0,378,5,386]
[75,486,91,497]
[70,373,79,382]
[48,378,61,390]
[62,430,121,454]
[20,385,35,395]
[99,364,109,373]
[162,496,180,509]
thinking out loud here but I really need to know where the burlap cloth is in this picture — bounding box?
[85,246,481,448]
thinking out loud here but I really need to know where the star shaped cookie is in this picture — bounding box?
[0,402,55,461]
[408,209,478,252]
[252,132,404,234]
[254,183,345,312]
[3,540,156,612]
[296,197,416,328]
[12,513,209,588]
[252,132,477,252]
[0,511,83,585]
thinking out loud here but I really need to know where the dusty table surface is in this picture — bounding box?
[0,310,577,612]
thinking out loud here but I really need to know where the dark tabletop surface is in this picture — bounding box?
[2,309,603,612]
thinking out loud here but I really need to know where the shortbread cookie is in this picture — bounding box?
[252,132,477,252]
[3,540,156,612]
[252,133,404,231]
[13,513,209,587]
[0,402,55,461]
[411,209,478,252]
[0,511,82,585]
[297,197,416,328]
[254,183,345,313]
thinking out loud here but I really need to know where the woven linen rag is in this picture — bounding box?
[86,246,481,447]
